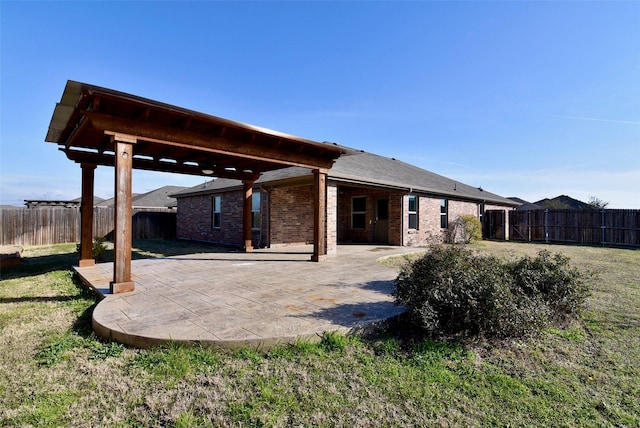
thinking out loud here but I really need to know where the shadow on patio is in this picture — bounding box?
[75,244,424,350]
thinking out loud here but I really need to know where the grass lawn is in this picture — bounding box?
[0,239,638,427]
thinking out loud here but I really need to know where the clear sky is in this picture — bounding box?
[1,1,639,208]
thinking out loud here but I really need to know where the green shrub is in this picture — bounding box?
[75,237,108,261]
[509,250,591,322]
[445,215,483,243]
[393,245,591,338]
[461,214,483,242]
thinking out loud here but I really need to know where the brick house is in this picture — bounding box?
[173,147,517,253]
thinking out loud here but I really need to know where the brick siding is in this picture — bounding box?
[268,185,314,246]
[176,190,265,247]
[176,184,514,249]
[403,195,485,246]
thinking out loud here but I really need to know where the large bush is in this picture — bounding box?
[394,245,591,338]
[445,215,483,244]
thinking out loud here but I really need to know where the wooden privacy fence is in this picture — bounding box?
[0,208,176,246]
[509,209,640,247]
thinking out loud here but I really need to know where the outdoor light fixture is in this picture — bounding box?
[201,162,215,175]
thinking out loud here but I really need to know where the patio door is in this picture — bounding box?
[374,198,389,243]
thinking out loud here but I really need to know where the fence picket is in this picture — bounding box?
[508,209,639,247]
[0,208,176,246]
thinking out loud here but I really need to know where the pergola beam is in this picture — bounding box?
[86,112,336,170]
[62,148,262,181]
[47,81,347,297]
[312,169,328,262]
[79,163,96,267]
[110,135,136,294]
[243,180,255,252]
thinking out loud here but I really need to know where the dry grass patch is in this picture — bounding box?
[1,240,638,426]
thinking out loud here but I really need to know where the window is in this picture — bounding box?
[352,196,366,229]
[440,199,448,229]
[408,195,418,229]
[212,195,221,228]
[251,192,261,229]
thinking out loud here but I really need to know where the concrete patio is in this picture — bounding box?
[74,245,424,350]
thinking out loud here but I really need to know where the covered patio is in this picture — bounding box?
[74,245,423,349]
[46,81,345,294]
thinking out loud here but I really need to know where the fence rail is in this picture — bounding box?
[0,208,176,246]
[509,209,640,247]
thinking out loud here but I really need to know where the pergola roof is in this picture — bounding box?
[46,81,345,181]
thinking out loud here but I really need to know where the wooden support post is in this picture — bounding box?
[79,163,96,267]
[242,179,254,252]
[311,169,327,262]
[110,134,136,294]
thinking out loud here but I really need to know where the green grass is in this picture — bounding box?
[1,240,638,426]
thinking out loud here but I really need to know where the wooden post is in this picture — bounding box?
[110,134,136,294]
[79,163,96,267]
[311,169,327,262]
[242,180,254,252]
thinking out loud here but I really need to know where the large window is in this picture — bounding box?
[251,192,261,229]
[440,199,448,229]
[212,195,221,228]
[352,196,366,229]
[408,195,418,229]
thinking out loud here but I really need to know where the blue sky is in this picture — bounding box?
[1,1,639,208]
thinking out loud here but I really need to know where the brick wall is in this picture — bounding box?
[337,187,404,244]
[269,185,314,246]
[403,195,484,246]
[176,190,263,247]
[176,184,515,249]
[326,182,338,255]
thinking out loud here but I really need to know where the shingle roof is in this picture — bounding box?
[173,151,517,206]
[99,186,187,208]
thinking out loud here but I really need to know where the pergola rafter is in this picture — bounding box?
[46,80,345,293]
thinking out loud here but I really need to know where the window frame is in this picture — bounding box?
[212,195,221,229]
[440,198,448,229]
[351,196,367,230]
[408,195,418,230]
[251,192,261,230]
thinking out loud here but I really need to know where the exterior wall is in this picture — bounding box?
[404,195,441,246]
[176,183,516,249]
[176,190,265,247]
[388,193,403,246]
[403,195,488,246]
[268,185,314,247]
[326,181,338,255]
[337,186,404,245]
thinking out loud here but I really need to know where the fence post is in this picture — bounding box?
[544,209,549,243]
[601,209,606,245]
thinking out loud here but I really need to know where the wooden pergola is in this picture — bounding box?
[46,81,345,294]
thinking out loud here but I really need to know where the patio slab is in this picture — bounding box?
[74,245,424,350]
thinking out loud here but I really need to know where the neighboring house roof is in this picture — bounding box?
[98,186,186,209]
[70,196,106,205]
[534,195,591,210]
[508,197,528,205]
[516,202,544,211]
[96,194,141,207]
[25,196,105,208]
[174,150,518,207]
